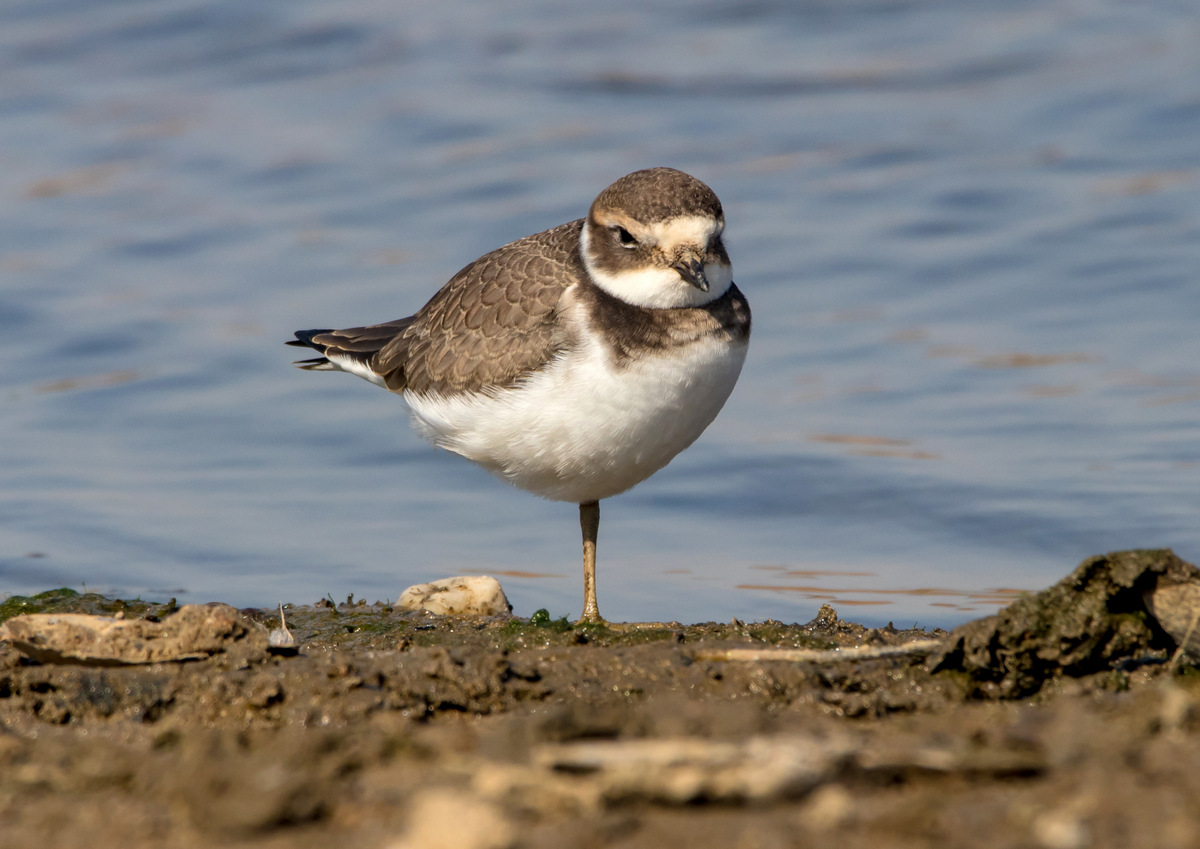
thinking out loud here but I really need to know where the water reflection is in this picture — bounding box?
[739,578,1026,615]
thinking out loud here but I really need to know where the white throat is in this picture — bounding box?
[580,223,733,309]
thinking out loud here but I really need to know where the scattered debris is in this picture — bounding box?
[2,550,1199,848]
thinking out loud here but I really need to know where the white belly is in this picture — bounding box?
[403,335,748,503]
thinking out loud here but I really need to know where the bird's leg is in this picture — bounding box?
[578,500,602,623]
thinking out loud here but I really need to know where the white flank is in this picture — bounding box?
[403,311,748,503]
[326,351,388,387]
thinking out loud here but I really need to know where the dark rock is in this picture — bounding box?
[931,549,1199,697]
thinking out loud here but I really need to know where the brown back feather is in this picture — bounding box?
[372,220,583,394]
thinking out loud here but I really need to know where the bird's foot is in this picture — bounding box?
[576,601,604,625]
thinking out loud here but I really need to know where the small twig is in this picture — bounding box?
[693,639,945,664]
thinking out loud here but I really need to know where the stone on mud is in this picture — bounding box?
[390,789,515,849]
[397,576,512,617]
[0,603,267,665]
[932,549,1200,697]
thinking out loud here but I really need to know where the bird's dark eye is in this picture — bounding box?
[611,226,638,249]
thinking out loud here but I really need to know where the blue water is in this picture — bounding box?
[2,0,1198,626]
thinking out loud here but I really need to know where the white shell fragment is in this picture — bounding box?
[268,602,296,648]
[1146,580,1200,657]
[396,576,512,617]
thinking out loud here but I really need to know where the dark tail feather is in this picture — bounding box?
[287,329,332,350]
[287,328,338,370]
[286,319,415,382]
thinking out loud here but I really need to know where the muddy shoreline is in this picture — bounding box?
[2,550,1199,848]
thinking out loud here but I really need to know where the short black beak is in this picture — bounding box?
[672,255,710,292]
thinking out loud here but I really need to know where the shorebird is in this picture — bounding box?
[288,167,750,622]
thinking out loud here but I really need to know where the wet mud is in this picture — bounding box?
[2,550,1199,848]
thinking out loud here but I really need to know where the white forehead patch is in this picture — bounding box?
[643,214,723,251]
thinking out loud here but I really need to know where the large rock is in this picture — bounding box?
[932,549,1200,697]
[397,576,512,617]
[0,603,267,665]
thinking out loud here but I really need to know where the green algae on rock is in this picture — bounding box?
[0,588,179,624]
